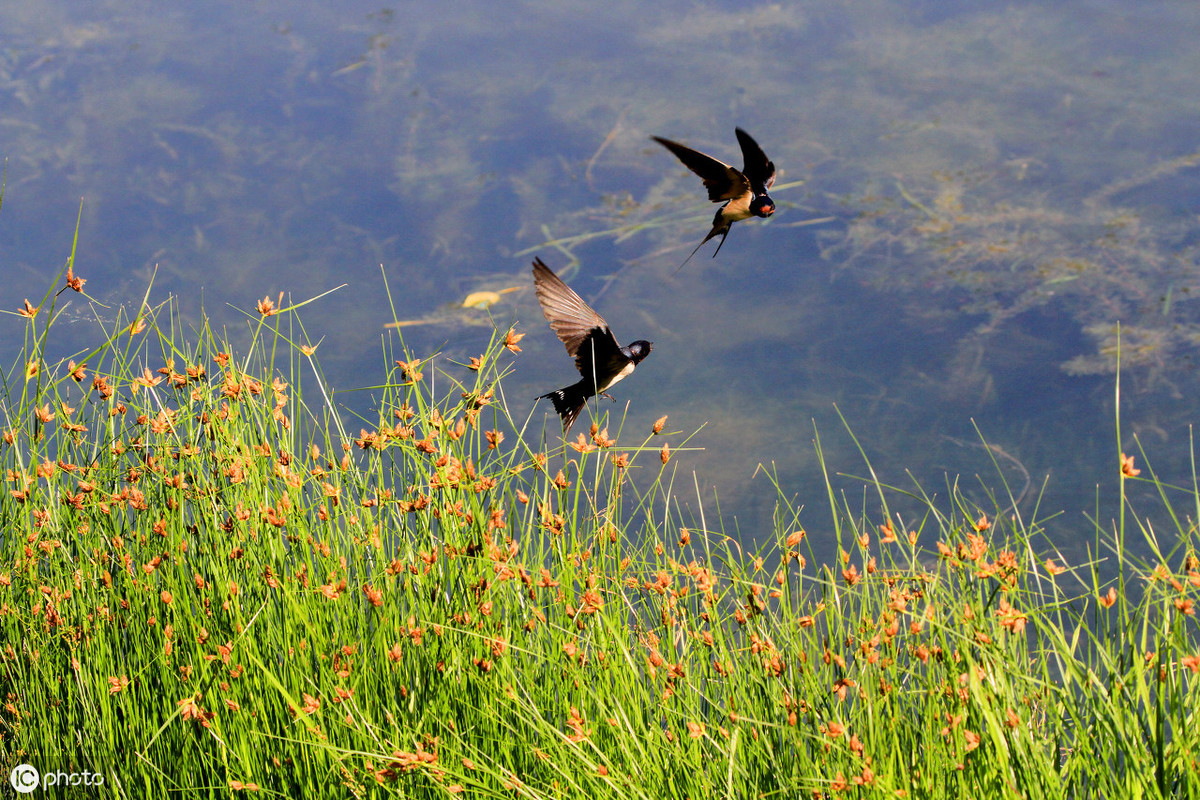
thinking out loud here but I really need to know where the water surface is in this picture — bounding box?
[3,0,1200,565]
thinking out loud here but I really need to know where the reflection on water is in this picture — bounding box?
[3,1,1200,564]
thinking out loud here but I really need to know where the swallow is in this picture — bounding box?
[532,258,653,435]
[652,127,777,267]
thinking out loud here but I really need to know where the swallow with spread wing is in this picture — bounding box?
[532,258,653,434]
[652,127,777,267]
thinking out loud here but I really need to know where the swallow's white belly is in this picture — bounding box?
[598,360,638,393]
[721,193,755,222]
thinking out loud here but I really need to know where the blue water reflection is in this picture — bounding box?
[2,1,1199,564]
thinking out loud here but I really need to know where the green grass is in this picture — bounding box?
[2,222,1199,799]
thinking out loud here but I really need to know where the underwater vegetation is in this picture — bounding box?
[824,155,1200,396]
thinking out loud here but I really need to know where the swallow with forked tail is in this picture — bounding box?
[532,258,653,435]
[652,127,777,267]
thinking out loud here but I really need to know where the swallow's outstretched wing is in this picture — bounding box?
[531,258,624,377]
[735,127,776,196]
[652,136,751,203]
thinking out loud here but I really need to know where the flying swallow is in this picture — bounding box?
[532,258,653,435]
[652,127,777,267]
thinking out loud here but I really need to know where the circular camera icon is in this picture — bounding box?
[10,763,40,794]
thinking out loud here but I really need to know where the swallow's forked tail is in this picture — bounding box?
[539,386,587,435]
[675,227,729,274]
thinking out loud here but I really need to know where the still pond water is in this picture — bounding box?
[3,0,1200,566]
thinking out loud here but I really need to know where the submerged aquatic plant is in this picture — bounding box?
[824,154,1200,397]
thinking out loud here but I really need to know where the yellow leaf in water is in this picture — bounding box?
[462,291,502,309]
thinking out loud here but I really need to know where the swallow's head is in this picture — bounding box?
[750,195,775,218]
[625,340,653,363]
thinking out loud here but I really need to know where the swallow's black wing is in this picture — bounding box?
[734,128,776,196]
[652,136,750,203]
[532,258,624,377]
[573,329,631,391]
